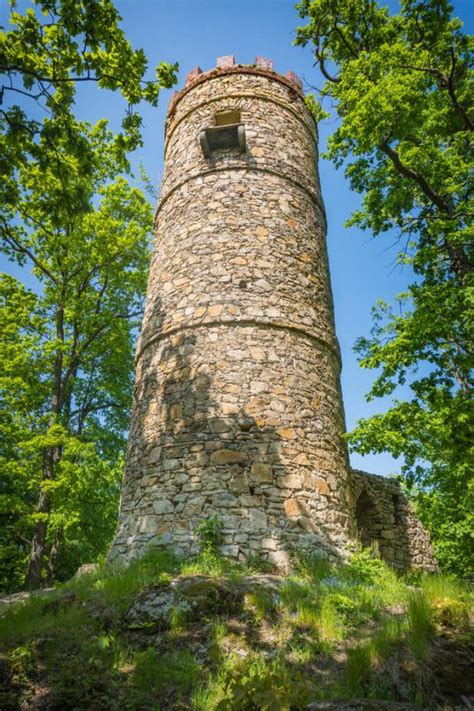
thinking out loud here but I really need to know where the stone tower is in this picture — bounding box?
[107,55,355,567]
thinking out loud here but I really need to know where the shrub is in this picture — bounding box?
[215,653,311,710]
[343,546,392,585]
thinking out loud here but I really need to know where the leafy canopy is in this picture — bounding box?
[1,0,177,242]
[296,0,473,574]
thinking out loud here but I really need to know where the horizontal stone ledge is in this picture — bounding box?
[135,317,341,366]
[154,164,326,231]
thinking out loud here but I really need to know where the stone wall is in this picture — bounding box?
[352,470,436,571]
[108,58,354,567]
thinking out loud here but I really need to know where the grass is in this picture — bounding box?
[0,546,472,710]
[346,617,404,697]
[407,589,433,660]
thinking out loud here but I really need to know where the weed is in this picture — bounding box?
[0,594,53,643]
[346,642,373,696]
[209,618,227,663]
[243,588,275,624]
[294,553,331,583]
[168,605,188,635]
[129,647,200,707]
[319,596,343,642]
[91,548,178,611]
[244,554,278,574]
[197,516,224,555]
[191,672,227,710]
[343,546,398,589]
[46,632,120,709]
[279,577,314,611]
[180,551,236,577]
[346,617,403,698]
[287,635,322,664]
[421,574,472,629]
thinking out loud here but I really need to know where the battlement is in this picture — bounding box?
[167,55,304,118]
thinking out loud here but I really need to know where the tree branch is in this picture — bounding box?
[379,138,452,214]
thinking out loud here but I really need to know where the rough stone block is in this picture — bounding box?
[250,509,268,528]
[280,474,301,489]
[186,66,202,84]
[255,56,273,70]
[267,549,290,571]
[216,55,235,69]
[250,462,273,482]
[210,449,248,465]
[314,478,330,496]
[286,70,303,90]
[153,500,174,515]
[138,515,160,534]
[219,544,239,557]
[209,418,231,434]
[277,427,296,440]
[261,536,278,550]
[162,458,180,471]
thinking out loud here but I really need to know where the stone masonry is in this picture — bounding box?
[352,471,436,571]
[108,57,436,571]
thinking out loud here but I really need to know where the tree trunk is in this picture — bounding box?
[24,302,65,590]
[24,447,60,590]
[45,527,63,587]
[24,490,50,590]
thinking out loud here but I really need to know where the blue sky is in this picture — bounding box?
[2,0,472,475]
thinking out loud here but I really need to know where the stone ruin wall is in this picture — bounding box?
[108,56,436,572]
[352,470,436,572]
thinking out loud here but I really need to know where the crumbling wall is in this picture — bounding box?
[351,470,437,571]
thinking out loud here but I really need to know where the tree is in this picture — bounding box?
[1,1,176,589]
[1,118,154,591]
[295,0,472,573]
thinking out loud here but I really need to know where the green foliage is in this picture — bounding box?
[215,653,311,710]
[1,0,177,188]
[130,648,200,708]
[243,588,276,624]
[87,548,178,612]
[346,618,403,698]
[197,516,225,555]
[46,632,120,710]
[296,0,473,575]
[342,545,396,585]
[0,137,154,588]
[293,552,332,582]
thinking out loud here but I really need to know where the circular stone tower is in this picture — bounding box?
[108,56,354,567]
